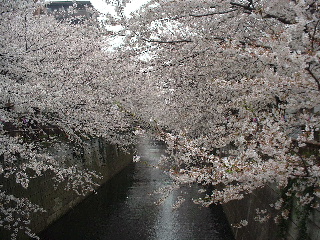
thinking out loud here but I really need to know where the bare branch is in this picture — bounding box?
[189,9,238,18]
[24,14,28,51]
[238,40,272,50]
[141,38,193,44]
[171,8,238,21]
[311,20,320,52]
[306,63,320,91]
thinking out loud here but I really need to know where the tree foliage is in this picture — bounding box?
[0,1,135,238]
[109,0,320,230]
[1,0,320,238]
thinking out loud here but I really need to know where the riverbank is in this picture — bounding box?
[222,184,320,240]
[0,138,133,240]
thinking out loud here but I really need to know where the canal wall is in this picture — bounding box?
[222,184,320,240]
[1,138,133,239]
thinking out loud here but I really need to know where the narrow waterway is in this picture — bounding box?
[39,140,234,240]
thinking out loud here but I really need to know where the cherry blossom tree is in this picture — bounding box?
[0,1,138,238]
[106,0,320,233]
[1,0,320,239]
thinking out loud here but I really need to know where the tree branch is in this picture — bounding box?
[170,8,238,21]
[311,20,320,52]
[24,14,28,51]
[306,63,320,92]
[239,40,272,50]
[189,9,238,18]
[141,38,193,44]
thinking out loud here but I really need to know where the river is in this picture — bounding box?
[39,139,234,240]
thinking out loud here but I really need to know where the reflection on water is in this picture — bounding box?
[39,139,234,240]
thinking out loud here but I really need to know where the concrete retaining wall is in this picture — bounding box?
[222,184,320,240]
[1,138,132,239]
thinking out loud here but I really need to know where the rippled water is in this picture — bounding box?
[39,140,234,240]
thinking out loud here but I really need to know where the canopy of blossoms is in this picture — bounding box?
[1,0,320,239]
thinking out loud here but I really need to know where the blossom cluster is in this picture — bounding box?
[113,0,320,230]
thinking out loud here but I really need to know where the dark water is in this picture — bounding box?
[39,140,234,240]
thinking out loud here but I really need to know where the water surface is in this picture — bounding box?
[39,140,234,240]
